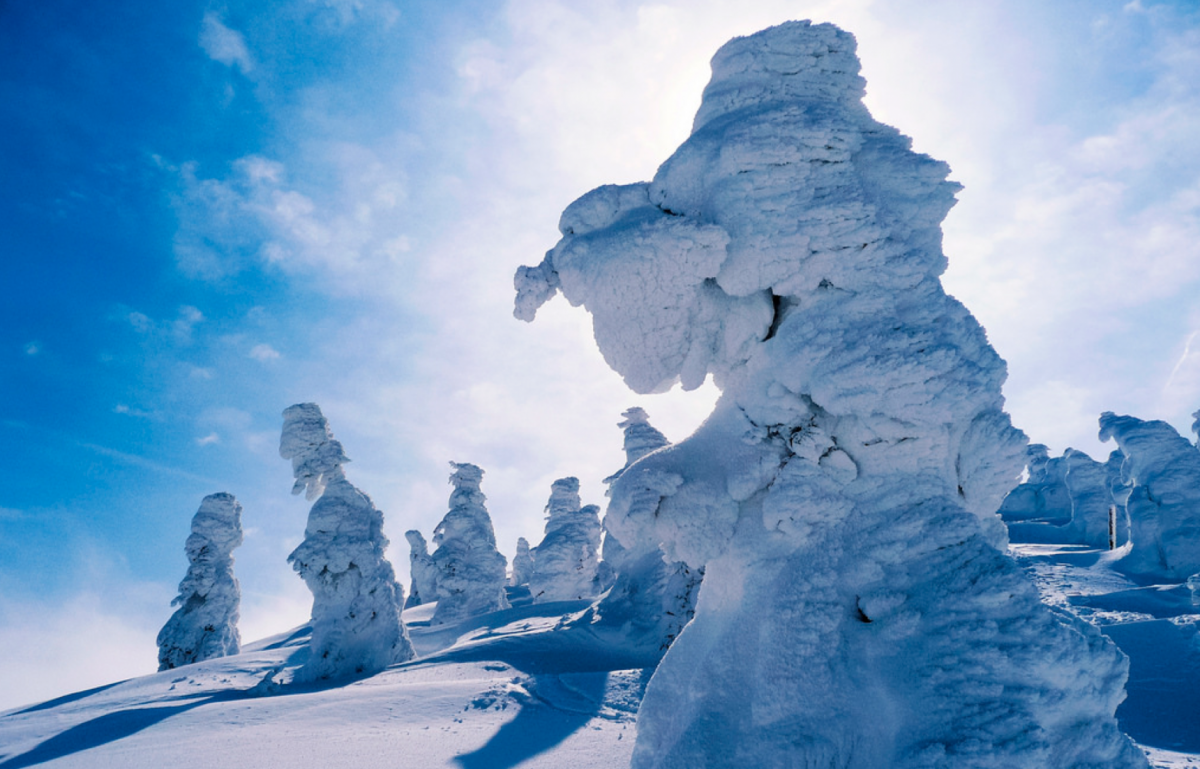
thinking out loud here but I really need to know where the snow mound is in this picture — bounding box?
[517,19,1143,768]
[157,492,244,670]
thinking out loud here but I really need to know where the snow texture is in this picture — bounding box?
[1100,412,1200,582]
[281,403,414,681]
[517,20,1144,768]
[528,478,602,602]
[157,492,243,671]
[279,402,351,500]
[431,462,510,624]
[510,536,534,587]
[405,529,438,608]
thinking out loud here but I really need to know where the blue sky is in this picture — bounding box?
[2,0,1199,709]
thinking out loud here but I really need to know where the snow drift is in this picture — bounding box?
[157,492,244,670]
[517,20,1144,768]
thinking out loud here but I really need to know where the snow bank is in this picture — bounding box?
[157,492,243,670]
[1100,412,1200,582]
[528,478,602,602]
[280,403,414,681]
[431,462,510,624]
[517,20,1143,768]
[405,529,438,608]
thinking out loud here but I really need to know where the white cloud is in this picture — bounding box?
[196,432,221,446]
[22,341,40,356]
[199,12,254,74]
[249,343,281,362]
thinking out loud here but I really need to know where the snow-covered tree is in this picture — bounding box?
[1101,412,1200,581]
[430,462,509,624]
[1000,445,1127,548]
[528,478,602,602]
[516,21,1144,768]
[157,492,243,671]
[404,529,437,608]
[280,403,414,681]
[509,537,533,587]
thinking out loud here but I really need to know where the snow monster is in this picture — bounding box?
[516,21,1144,769]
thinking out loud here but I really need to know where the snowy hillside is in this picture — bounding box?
[1,565,1198,768]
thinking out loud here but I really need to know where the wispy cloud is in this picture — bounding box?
[23,341,41,356]
[249,343,281,362]
[196,432,221,446]
[199,12,254,74]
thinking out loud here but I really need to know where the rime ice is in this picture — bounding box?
[528,478,602,602]
[157,492,243,671]
[405,529,438,608]
[280,403,414,681]
[517,20,1144,768]
[430,462,509,624]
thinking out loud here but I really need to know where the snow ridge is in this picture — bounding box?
[157,492,243,671]
[517,20,1144,768]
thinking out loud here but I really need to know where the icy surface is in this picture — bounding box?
[510,536,534,587]
[431,462,510,624]
[281,403,414,681]
[157,492,243,671]
[518,19,1142,768]
[1100,412,1200,582]
[528,478,602,603]
[405,529,438,608]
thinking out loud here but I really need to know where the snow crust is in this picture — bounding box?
[280,403,414,681]
[517,19,1143,768]
[528,478,602,602]
[1100,412,1200,582]
[405,529,438,608]
[431,462,510,624]
[157,492,243,671]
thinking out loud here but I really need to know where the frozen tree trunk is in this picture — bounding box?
[528,478,602,602]
[431,462,509,624]
[516,20,1145,769]
[280,403,414,681]
[1101,412,1200,582]
[157,492,243,671]
[405,529,438,608]
[510,537,534,587]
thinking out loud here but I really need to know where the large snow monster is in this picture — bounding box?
[516,21,1145,769]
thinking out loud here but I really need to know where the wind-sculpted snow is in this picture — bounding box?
[157,492,243,671]
[281,403,413,681]
[1100,412,1200,582]
[1000,444,1126,548]
[431,462,510,624]
[517,20,1144,769]
[280,402,351,500]
[528,478,602,602]
[510,536,534,587]
[405,529,438,608]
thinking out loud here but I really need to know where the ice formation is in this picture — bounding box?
[405,529,438,608]
[1000,445,1126,548]
[527,478,602,602]
[516,21,1144,768]
[430,462,510,624]
[157,492,243,671]
[1100,412,1200,582]
[280,403,414,681]
[510,536,534,587]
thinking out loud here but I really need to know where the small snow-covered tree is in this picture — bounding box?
[405,529,437,608]
[431,462,509,624]
[1101,412,1200,581]
[528,478,602,602]
[510,537,533,587]
[157,492,243,671]
[280,403,414,681]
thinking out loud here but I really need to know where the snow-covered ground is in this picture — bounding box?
[1,552,1197,768]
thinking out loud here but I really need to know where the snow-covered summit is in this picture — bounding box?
[517,19,1143,768]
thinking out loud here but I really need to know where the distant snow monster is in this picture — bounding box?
[404,529,438,608]
[430,462,510,624]
[1000,444,1127,548]
[157,492,243,671]
[510,536,534,587]
[280,403,414,681]
[516,21,1145,769]
[528,477,602,602]
[1100,412,1200,582]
